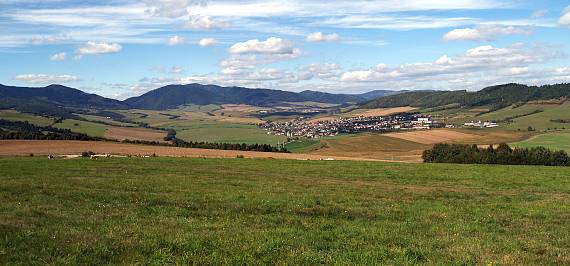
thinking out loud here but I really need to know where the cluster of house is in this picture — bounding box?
[463,120,500,128]
[260,114,441,138]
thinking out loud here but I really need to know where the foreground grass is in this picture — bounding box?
[1,158,569,265]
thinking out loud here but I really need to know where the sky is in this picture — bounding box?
[1,0,570,99]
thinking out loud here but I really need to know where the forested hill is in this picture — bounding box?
[0,84,129,110]
[363,83,570,110]
[125,84,371,110]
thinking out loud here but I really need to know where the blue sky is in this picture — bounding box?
[1,0,570,99]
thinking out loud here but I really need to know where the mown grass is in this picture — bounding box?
[1,157,569,265]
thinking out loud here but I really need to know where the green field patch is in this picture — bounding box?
[1,158,569,264]
[285,138,325,153]
[78,114,138,127]
[0,109,54,126]
[53,119,108,137]
[512,132,570,153]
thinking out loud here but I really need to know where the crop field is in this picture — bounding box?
[0,110,54,126]
[104,127,167,142]
[0,140,367,160]
[384,129,478,145]
[1,157,569,265]
[78,114,139,127]
[164,121,286,145]
[308,133,431,162]
[350,107,417,117]
[53,119,108,137]
[512,132,570,153]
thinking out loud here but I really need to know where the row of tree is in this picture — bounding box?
[122,138,289,153]
[423,143,569,166]
[0,119,102,141]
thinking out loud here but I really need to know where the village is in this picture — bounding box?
[261,114,501,139]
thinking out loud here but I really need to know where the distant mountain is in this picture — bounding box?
[125,84,375,110]
[0,84,128,110]
[357,90,404,100]
[363,83,570,110]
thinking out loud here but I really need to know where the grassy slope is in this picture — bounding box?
[53,119,108,137]
[0,110,54,126]
[1,157,569,265]
[512,132,570,153]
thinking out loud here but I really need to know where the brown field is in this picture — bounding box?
[356,107,417,117]
[384,129,478,145]
[0,140,383,161]
[309,134,431,162]
[219,104,270,113]
[104,127,167,142]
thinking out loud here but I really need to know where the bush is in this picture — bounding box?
[81,151,96,157]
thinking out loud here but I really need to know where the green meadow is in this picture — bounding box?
[513,132,570,153]
[1,157,569,265]
[53,119,108,137]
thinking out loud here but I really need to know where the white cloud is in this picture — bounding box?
[49,52,66,61]
[560,6,570,27]
[185,15,228,30]
[144,0,193,18]
[531,9,548,19]
[15,74,78,84]
[76,41,122,55]
[229,37,294,54]
[170,66,185,74]
[167,35,185,46]
[199,38,217,47]
[306,32,339,42]
[340,43,561,91]
[443,25,532,41]
[30,35,71,45]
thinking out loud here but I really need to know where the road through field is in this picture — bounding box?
[0,140,390,162]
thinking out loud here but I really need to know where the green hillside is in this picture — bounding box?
[1,157,569,265]
[364,83,570,110]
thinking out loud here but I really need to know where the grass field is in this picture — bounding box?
[1,157,569,264]
[53,119,108,137]
[512,132,570,153]
[0,110,54,126]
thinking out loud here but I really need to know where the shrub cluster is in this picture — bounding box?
[423,143,569,166]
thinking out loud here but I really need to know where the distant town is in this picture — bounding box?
[260,114,500,139]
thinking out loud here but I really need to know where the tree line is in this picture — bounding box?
[122,138,289,153]
[423,143,569,166]
[0,119,102,141]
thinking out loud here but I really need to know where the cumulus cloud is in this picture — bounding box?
[144,0,195,18]
[49,52,66,61]
[340,44,560,89]
[229,37,295,54]
[199,38,217,47]
[76,41,122,55]
[167,35,185,46]
[306,32,339,42]
[185,15,228,30]
[560,6,570,27]
[15,74,78,84]
[443,25,532,41]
